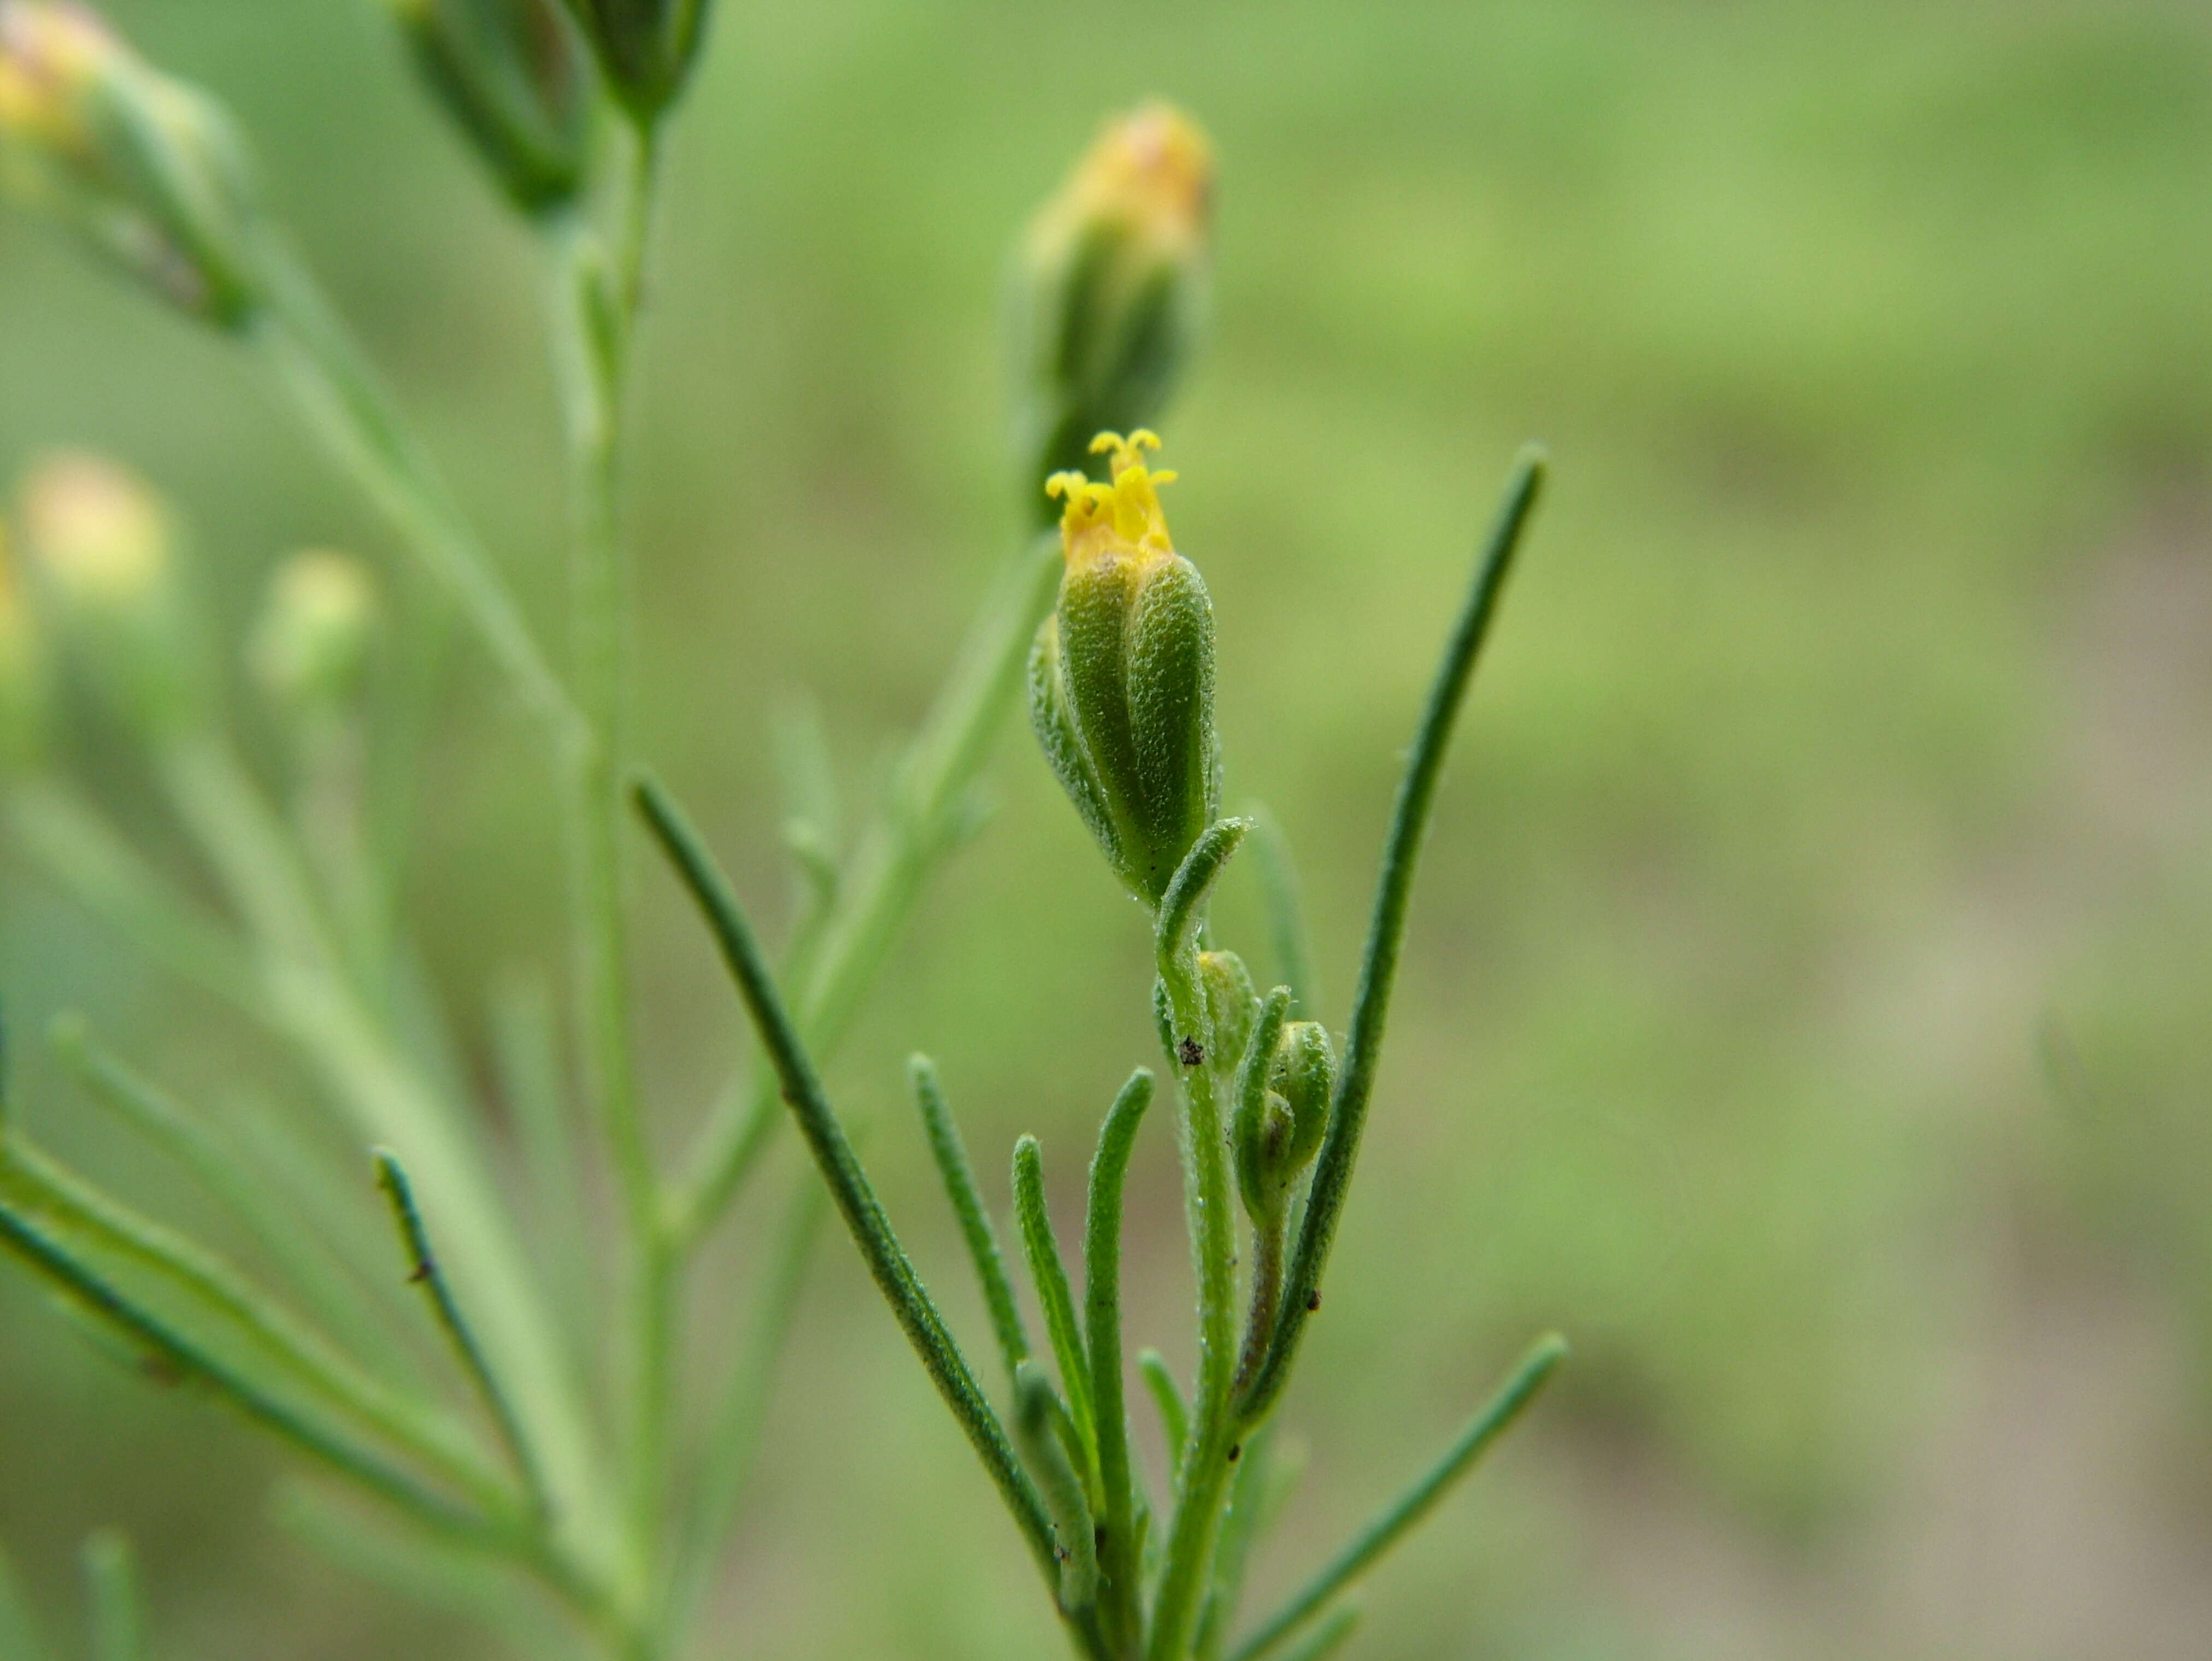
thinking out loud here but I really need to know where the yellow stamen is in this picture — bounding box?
[1052,431,1179,555]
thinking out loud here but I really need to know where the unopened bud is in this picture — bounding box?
[19,451,201,735]
[385,0,595,215]
[562,0,709,120]
[0,2,264,326]
[248,549,376,719]
[1267,1019,1335,1176]
[1027,431,1217,908]
[1014,103,1213,509]
[0,527,49,771]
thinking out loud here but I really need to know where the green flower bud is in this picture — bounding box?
[561,0,708,120]
[1267,1018,1336,1176]
[1013,103,1214,510]
[1027,431,1218,909]
[247,549,378,721]
[0,526,49,773]
[1230,986,1293,1227]
[385,0,596,216]
[0,2,264,327]
[18,451,202,737]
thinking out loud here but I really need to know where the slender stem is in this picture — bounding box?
[373,1150,552,1515]
[1084,1068,1155,1657]
[1146,948,1240,1661]
[1016,1360,1101,1615]
[912,1055,1031,1391]
[1238,450,1545,1430]
[1226,1334,1566,1661]
[549,121,664,1580]
[631,774,1103,1656]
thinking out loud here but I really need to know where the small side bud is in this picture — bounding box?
[384,0,595,216]
[1027,432,1219,908]
[1268,1018,1337,1176]
[0,2,265,327]
[19,451,202,737]
[247,549,377,722]
[562,0,709,120]
[1230,987,1294,1227]
[1014,103,1214,505]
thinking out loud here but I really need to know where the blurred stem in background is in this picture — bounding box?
[0,2,1223,1656]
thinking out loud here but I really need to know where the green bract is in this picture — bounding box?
[386,0,597,215]
[1028,433,1220,909]
[561,0,707,120]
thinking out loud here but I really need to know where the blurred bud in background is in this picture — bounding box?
[17,452,204,739]
[560,0,708,122]
[1013,103,1214,515]
[0,1,265,327]
[1028,432,1219,908]
[0,527,50,774]
[384,0,596,217]
[247,549,377,728]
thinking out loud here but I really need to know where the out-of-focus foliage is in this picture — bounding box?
[1,1,2209,1658]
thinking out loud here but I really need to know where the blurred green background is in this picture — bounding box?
[5,0,2212,1656]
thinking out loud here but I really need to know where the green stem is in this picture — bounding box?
[1238,450,1545,1430]
[632,775,1107,1659]
[1227,1335,1564,1661]
[549,122,663,1581]
[1146,949,1240,1661]
[1084,1068,1155,1657]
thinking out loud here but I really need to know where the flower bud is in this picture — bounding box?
[19,451,202,736]
[0,2,264,327]
[385,0,595,216]
[0,527,49,772]
[1028,431,1218,908]
[562,0,708,120]
[248,549,377,721]
[1267,1018,1336,1176]
[1014,104,1214,510]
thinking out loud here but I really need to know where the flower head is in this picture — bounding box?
[1029,431,1219,907]
[0,1,264,326]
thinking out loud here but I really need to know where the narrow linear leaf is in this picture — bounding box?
[0,1138,511,1530]
[372,1150,549,1513]
[1015,1360,1099,1615]
[1138,1348,1189,1474]
[1013,1135,1098,1485]
[911,1056,1030,1391]
[1228,1333,1565,1661]
[1275,1604,1360,1661]
[632,774,1091,1640]
[1243,448,1545,1427]
[1154,818,1252,972]
[1083,1068,1154,1653]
